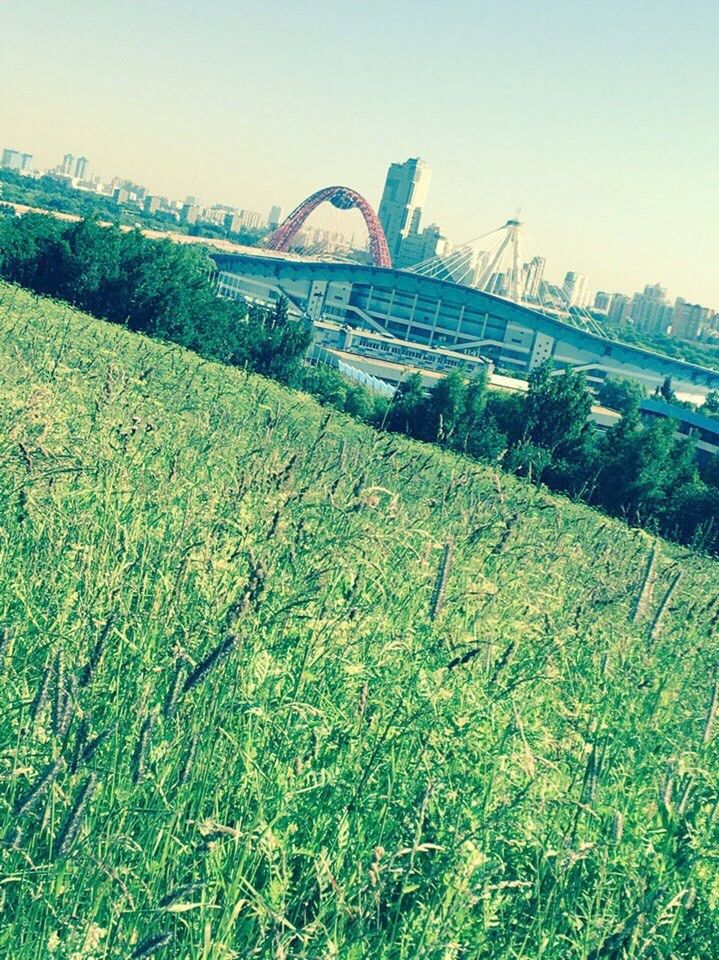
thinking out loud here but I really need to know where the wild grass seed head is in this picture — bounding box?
[131,932,174,958]
[13,756,65,817]
[162,662,185,720]
[131,713,154,784]
[29,661,52,727]
[178,734,198,787]
[79,612,116,687]
[81,727,111,766]
[53,773,97,859]
[182,635,236,694]
[703,670,719,745]
[430,542,453,621]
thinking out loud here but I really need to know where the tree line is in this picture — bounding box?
[0,213,311,384]
[1,212,717,552]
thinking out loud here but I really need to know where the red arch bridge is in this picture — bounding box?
[264,185,392,268]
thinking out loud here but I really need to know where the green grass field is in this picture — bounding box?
[2,280,719,959]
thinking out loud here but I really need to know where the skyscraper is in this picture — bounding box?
[593,291,611,311]
[522,256,546,301]
[377,158,431,263]
[1,148,33,172]
[607,293,630,325]
[672,298,708,340]
[562,271,589,308]
[267,205,283,230]
[61,153,75,175]
[74,156,89,179]
[630,283,671,335]
[393,222,448,269]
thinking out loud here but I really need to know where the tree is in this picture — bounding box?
[593,415,698,528]
[658,376,676,403]
[423,370,467,444]
[386,373,427,438]
[704,390,719,415]
[453,368,489,454]
[598,376,645,416]
[523,361,592,457]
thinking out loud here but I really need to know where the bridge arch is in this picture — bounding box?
[264,186,392,268]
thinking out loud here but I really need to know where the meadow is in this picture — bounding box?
[1,280,719,959]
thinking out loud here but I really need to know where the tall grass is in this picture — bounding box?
[1,281,719,958]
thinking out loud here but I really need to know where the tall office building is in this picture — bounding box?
[522,256,546,301]
[61,153,75,175]
[74,156,89,179]
[377,158,431,263]
[629,283,671,335]
[267,205,283,229]
[394,222,448,270]
[672,298,708,341]
[593,291,611,312]
[607,293,630,325]
[563,271,590,308]
[1,148,33,172]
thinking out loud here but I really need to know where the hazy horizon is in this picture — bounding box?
[2,0,718,306]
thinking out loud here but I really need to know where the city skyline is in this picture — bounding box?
[2,0,718,306]
[4,135,717,323]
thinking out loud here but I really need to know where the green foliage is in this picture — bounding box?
[2,284,719,958]
[524,361,593,454]
[387,372,426,436]
[0,215,310,383]
[598,376,646,415]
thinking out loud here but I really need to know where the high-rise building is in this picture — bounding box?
[607,293,630,325]
[377,158,431,263]
[672,298,709,341]
[74,156,89,179]
[394,223,448,270]
[61,153,75,175]
[629,283,671,335]
[144,196,160,215]
[267,205,283,230]
[522,256,546,301]
[1,148,33,172]
[563,271,590,308]
[593,291,611,312]
[180,203,199,226]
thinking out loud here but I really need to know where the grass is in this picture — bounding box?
[1,280,719,959]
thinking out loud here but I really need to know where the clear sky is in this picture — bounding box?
[2,0,718,306]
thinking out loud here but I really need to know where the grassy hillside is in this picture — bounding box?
[1,281,719,959]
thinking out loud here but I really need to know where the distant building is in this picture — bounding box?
[377,157,432,263]
[607,293,630,325]
[144,195,161,215]
[74,156,89,179]
[1,148,33,172]
[61,153,75,175]
[239,210,263,230]
[180,203,199,225]
[522,256,546,301]
[185,195,198,206]
[630,283,671,335]
[593,291,611,312]
[394,222,448,269]
[672,298,709,341]
[267,204,283,230]
[563,271,589,308]
[113,187,129,205]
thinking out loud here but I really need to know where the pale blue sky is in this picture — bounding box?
[2,0,718,305]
